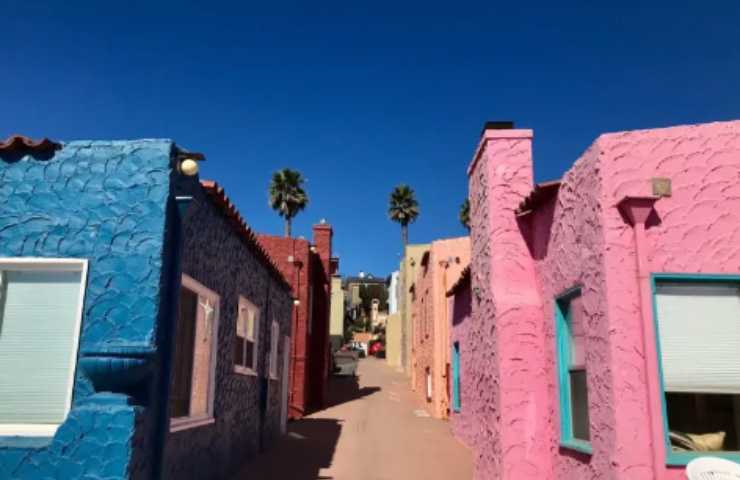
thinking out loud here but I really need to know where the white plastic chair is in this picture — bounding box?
[686,457,740,480]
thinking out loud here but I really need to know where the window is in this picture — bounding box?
[234,296,259,376]
[269,320,279,380]
[451,342,461,413]
[0,259,87,436]
[170,275,219,431]
[555,287,591,453]
[653,275,740,464]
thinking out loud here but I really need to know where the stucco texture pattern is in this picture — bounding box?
[0,140,175,479]
[162,185,292,480]
[463,120,740,480]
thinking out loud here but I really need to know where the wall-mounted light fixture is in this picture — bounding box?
[293,299,301,306]
[178,157,201,176]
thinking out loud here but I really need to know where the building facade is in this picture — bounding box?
[329,275,345,352]
[0,137,293,479]
[258,223,335,419]
[464,120,740,479]
[163,181,293,479]
[398,244,429,376]
[447,267,473,447]
[410,237,470,419]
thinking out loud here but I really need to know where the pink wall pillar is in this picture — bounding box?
[467,127,553,479]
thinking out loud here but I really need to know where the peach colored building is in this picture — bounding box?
[462,120,740,480]
[411,237,469,418]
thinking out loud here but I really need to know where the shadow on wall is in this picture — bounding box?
[323,374,381,410]
[235,419,343,480]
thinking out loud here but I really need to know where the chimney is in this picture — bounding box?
[466,121,551,478]
[312,221,333,273]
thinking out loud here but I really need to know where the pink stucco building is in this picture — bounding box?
[462,120,740,479]
[410,237,469,419]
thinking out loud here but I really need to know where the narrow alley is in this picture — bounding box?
[237,358,473,480]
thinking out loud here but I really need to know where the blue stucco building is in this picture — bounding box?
[0,136,293,479]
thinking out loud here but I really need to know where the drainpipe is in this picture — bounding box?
[617,196,664,480]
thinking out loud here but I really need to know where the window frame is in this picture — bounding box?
[0,257,88,437]
[269,319,279,380]
[651,273,740,466]
[170,274,220,432]
[234,296,260,377]
[451,341,461,413]
[554,286,593,455]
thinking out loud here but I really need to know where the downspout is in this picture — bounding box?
[617,196,664,479]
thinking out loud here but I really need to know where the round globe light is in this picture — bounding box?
[179,158,199,176]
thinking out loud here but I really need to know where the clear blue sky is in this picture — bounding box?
[3,1,739,277]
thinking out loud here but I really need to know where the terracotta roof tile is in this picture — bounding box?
[200,180,292,293]
[0,135,60,153]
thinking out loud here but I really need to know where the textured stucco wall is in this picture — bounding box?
[464,120,740,480]
[598,120,740,480]
[162,185,293,480]
[0,140,176,479]
[530,142,612,480]
[466,130,553,480]
[400,244,429,377]
[448,282,474,448]
[411,237,469,419]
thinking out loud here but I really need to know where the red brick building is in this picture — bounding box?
[258,223,336,418]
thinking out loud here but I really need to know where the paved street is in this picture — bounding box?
[237,358,472,480]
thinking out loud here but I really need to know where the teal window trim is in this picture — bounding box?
[451,342,461,413]
[650,273,740,467]
[554,286,592,455]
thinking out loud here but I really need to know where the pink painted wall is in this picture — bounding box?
[411,237,469,419]
[465,120,740,480]
[448,276,475,448]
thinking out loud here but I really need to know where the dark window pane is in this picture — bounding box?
[170,288,198,418]
[234,337,245,367]
[245,340,254,369]
[666,392,740,452]
[570,369,590,441]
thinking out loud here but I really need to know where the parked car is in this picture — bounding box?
[368,341,384,356]
[333,351,359,376]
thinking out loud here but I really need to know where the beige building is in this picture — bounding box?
[329,275,344,352]
[385,312,402,368]
[399,244,429,376]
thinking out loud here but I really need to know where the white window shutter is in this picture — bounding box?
[0,269,85,426]
[655,282,740,394]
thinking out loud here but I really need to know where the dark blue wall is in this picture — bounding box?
[162,186,293,480]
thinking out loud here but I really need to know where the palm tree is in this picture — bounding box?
[269,168,309,237]
[459,198,470,231]
[388,184,419,246]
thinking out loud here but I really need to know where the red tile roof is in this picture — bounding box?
[516,180,561,216]
[0,135,60,153]
[200,180,292,292]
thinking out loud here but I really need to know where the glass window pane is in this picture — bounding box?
[245,340,254,369]
[570,369,590,441]
[234,337,245,366]
[170,287,198,418]
[0,269,83,425]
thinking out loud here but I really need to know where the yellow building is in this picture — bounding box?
[399,244,429,376]
[329,275,344,352]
